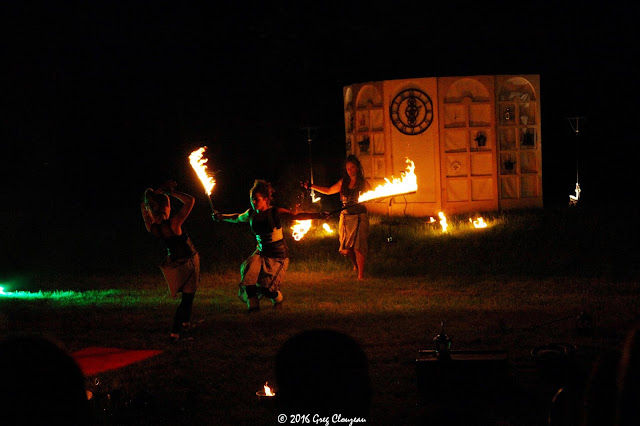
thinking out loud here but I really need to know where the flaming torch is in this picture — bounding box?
[358,158,417,203]
[189,147,216,212]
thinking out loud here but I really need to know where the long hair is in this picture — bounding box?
[250,179,275,204]
[341,154,366,196]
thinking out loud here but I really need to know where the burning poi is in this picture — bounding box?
[189,147,216,212]
[291,220,312,241]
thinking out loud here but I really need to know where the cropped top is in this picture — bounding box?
[340,182,367,215]
[250,208,288,259]
[150,220,198,262]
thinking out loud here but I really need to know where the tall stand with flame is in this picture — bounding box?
[568,116,584,206]
[189,147,217,213]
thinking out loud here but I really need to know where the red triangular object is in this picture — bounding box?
[71,346,162,376]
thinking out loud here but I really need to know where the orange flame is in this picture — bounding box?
[291,220,312,241]
[322,223,334,234]
[358,158,417,203]
[438,212,448,232]
[264,382,274,396]
[189,147,216,195]
[470,217,487,228]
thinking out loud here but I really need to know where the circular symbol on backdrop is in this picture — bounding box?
[389,89,434,135]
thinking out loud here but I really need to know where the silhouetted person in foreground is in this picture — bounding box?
[275,329,371,419]
[0,335,91,425]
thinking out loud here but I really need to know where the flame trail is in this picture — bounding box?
[358,158,417,203]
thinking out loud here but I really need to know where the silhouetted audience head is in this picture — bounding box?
[616,319,640,426]
[275,329,371,418]
[577,320,640,426]
[0,335,90,425]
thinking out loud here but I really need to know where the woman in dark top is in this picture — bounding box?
[213,179,326,312]
[305,155,371,280]
[141,181,199,341]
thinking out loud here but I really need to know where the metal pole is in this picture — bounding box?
[306,127,316,201]
[207,195,217,214]
[568,116,584,184]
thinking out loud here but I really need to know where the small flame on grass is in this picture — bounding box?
[438,212,448,233]
[292,220,312,241]
[470,217,487,228]
[189,147,216,195]
[322,223,333,234]
[264,382,274,396]
[322,223,334,234]
[358,158,417,203]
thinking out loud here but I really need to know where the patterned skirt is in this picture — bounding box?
[238,249,289,302]
[159,253,200,298]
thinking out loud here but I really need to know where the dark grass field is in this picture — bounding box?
[1,207,639,425]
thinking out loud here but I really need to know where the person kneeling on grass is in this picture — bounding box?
[213,179,327,312]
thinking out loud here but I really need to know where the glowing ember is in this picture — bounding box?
[438,212,448,232]
[263,382,274,396]
[322,223,334,234]
[470,217,487,228]
[311,193,321,203]
[291,220,312,241]
[358,158,417,203]
[189,147,216,195]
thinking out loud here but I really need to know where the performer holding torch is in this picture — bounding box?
[213,179,328,312]
[141,180,199,342]
[303,155,371,280]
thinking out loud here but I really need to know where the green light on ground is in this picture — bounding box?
[0,289,82,300]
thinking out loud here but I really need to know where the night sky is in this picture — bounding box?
[1,2,638,274]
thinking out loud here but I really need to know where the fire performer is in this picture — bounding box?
[141,180,199,342]
[212,179,327,312]
[304,155,371,280]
